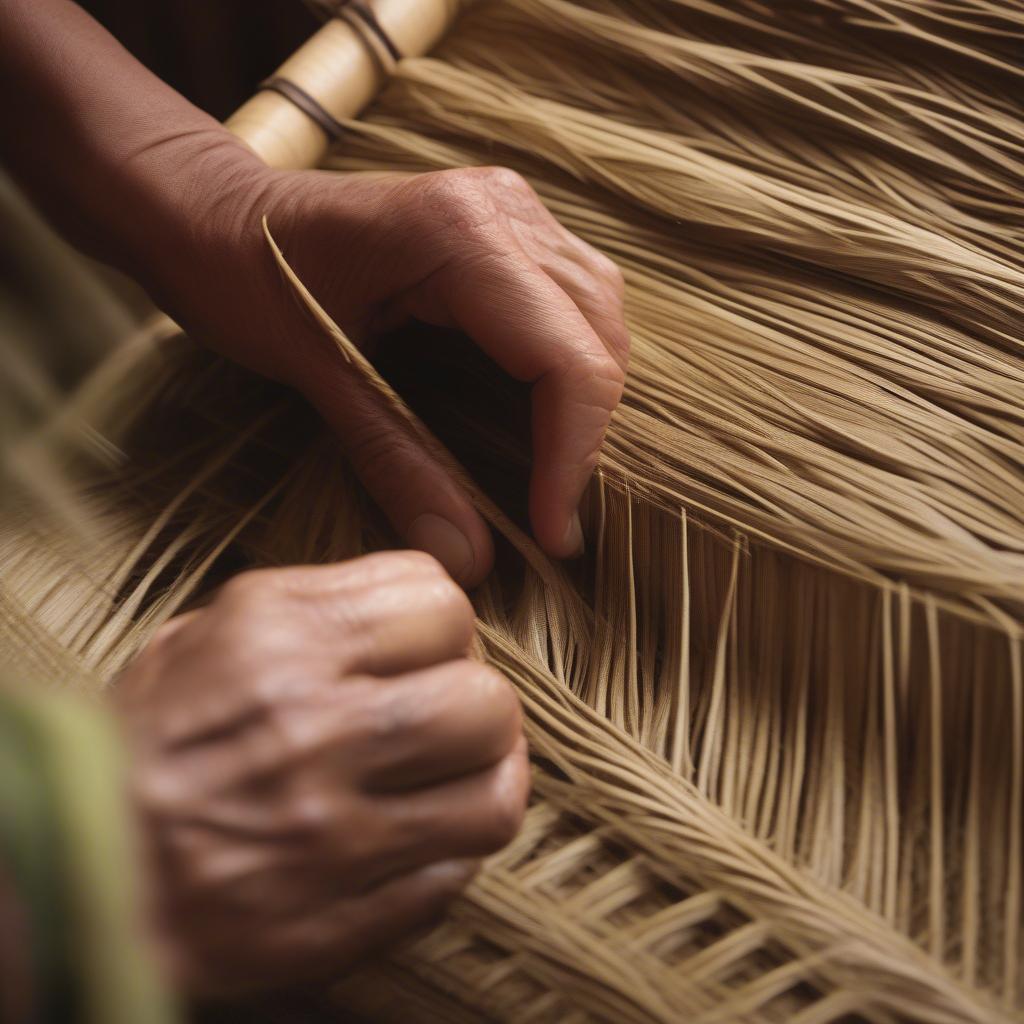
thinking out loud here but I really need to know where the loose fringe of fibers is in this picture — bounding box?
[3,0,1024,1020]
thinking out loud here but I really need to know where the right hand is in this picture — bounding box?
[156,161,629,583]
[115,552,529,996]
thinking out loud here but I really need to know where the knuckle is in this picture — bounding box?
[352,549,440,575]
[270,704,322,761]
[422,575,475,634]
[300,587,368,643]
[208,616,288,678]
[415,170,491,233]
[482,784,526,850]
[286,790,332,835]
[565,349,626,402]
[559,261,606,305]
[427,863,476,905]
[128,623,190,684]
[182,854,224,898]
[132,763,188,818]
[149,615,189,648]
[609,263,626,294]
[217,569,283,618]
[347,550,452,591]
[368,688,421,744]
[167,833,236,898]
[466,665,522,732]
[391,549,449,578]
[593,349,627,390]
[594,250,624,287]
[480,165,530,195]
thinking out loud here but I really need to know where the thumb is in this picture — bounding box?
[304,364,494,588]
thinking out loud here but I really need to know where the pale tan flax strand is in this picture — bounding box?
[2,0,1024,1021]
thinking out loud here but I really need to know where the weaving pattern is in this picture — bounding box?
[2,0,1023,1020]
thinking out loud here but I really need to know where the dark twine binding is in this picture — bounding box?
[301,0,337,21]
[347,0,403,63]
[257,77,346,141]
[307,0,404,63]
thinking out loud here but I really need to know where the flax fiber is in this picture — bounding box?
[3,1,1024,1020]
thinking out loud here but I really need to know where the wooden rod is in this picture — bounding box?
[225,0,460,169]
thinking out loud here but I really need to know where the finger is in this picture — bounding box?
[349,660,523,791]
[356,736,529,885]
[294,565,477,677]
[329,565,477,676]
[217,552,477,676]
[115,609,203,706]
[537,237,629,374]
[428,253,625,557]
[219,550,453,600]
[150,608,202,643]
[304,363,494,588]
[171,656,518,800]
[263,857,478,984]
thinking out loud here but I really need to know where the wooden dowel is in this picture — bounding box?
[225,0,460,169]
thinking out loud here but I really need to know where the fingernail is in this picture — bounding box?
[563,511,584,557]
[409,513,475,582]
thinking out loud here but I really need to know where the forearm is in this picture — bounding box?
[0,0,265,297]
[0,0,628,572]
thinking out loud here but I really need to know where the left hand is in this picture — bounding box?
[116,554,530,995]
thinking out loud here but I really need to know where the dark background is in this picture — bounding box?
[1,3,325,424]
[79,1,317,119]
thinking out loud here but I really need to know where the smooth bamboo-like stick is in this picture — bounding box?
[225,0,460,169]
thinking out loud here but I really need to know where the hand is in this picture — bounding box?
[0,0,628,584]
[160,162,629,585]
[115,552,529,996]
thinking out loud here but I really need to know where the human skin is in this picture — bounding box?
[116,553,529,995]
[0,0,630,585]
[0,0,626,992]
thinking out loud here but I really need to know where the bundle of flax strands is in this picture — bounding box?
[3,0,1024,1020]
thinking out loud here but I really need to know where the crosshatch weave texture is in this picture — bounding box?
[2,1,1024,1021]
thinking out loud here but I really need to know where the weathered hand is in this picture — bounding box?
[163,163,629,585]
[115,552,528,996]
[0,0,629,586]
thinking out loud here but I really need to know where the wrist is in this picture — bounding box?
[140,154,353,389]
[110,129,273,306]
[116,131,321,387]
